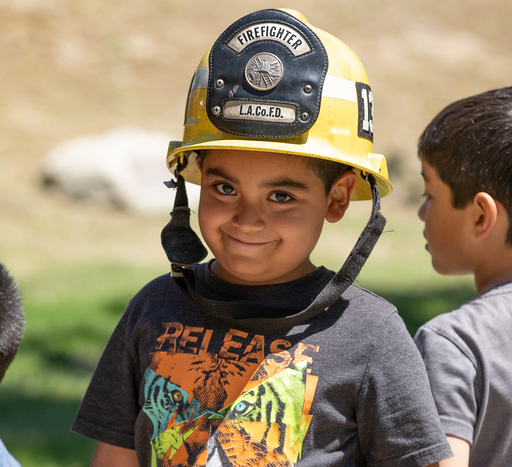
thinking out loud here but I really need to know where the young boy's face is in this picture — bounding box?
[418,159,475,275]
[197,149,354,286]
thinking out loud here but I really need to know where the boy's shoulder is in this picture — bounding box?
[124,272,180,313]
[343,283,397,316]
[429,280,512,322]
[135,272,174,297]
[416,280,512,348]
[333,284,402,337]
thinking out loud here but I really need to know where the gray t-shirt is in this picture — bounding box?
[415,280,512,467]
[73,263,450,466]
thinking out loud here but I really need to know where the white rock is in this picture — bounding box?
[41,126,200,215]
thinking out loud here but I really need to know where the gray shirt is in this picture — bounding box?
[415,281,512,467]
[73,263,451,466]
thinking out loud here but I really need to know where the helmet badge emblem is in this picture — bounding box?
[244,52,284,91]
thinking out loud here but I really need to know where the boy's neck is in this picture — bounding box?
[210,259,318,286]
[474,249,512,294]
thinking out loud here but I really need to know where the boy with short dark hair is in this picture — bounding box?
[0,264,25,467]
[72,9,451,466]
[415,86,512,467]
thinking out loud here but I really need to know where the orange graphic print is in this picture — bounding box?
[143,323,319,466]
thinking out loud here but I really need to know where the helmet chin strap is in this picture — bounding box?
[162,173,386,332]
[161,172,208,268]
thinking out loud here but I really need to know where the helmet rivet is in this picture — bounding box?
[215,79,224,89]
[303,84,313,94]
[300,111,310,122]
[212,106,222,116]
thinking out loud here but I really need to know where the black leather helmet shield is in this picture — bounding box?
[206,9,328,139]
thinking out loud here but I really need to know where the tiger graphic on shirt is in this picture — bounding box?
[142,322,319,466]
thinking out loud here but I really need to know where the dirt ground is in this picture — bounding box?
[2,0,511,277]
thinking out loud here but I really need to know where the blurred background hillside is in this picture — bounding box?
[1,0,511,465]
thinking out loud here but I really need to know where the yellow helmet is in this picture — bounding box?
[167,8,392,200]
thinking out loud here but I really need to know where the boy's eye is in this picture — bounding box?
[269,192,293,203]
[214,183,237,195]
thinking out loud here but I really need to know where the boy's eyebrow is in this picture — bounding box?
[263,178,308,191]
[204,167,237,183]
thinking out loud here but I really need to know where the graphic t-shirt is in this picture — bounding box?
[72,263,451,466]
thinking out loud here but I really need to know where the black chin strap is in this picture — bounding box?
[171,174,386,332]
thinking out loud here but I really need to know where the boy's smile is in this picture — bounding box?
[197,149,354,286]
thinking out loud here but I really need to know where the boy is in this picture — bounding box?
[0,264,25,467]
[414,87,512,467]
[72,9,451,466]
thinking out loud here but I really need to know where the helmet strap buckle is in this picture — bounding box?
[161,172,208,271]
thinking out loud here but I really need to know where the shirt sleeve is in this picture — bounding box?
[358,312,452,467]
[71,307,142,449]
[415,325,478,444]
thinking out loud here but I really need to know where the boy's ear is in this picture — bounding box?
[325,171,357,223]
[472,192,499,240]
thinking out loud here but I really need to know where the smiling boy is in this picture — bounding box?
[72,9,451,466]
[415,87,512,467]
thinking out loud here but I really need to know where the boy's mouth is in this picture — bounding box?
[422,231,430,251]
[225,233,276,248]
[228,235,269,246]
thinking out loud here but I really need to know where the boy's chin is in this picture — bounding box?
[431,258,449,275]
[431,260,468,277]
[211,259,315,286]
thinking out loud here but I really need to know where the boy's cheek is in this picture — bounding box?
[198,200,228,227]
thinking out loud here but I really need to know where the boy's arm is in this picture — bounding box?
[90,441,138,467]
[438,435,470,467]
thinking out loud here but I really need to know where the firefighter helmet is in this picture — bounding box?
[167,8,392,200]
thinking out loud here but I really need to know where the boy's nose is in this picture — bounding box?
[232,199,265,231]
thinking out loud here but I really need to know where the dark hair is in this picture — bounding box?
[418,86,512,242]
[0,264,25,383]
[301,157,353,194]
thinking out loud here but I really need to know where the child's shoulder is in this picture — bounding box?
[445,280,512,318]
[344,283,397,314]
[127,272,180,307]
[138,272,174,294]
[418,280,512,344]
[341,284,400,328]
